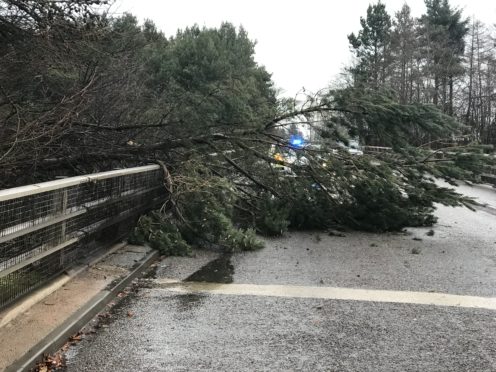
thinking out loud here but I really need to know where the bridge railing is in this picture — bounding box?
[0,165,165,308]
[362,146,393,154]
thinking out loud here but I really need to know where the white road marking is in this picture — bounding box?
[154,279,496,311]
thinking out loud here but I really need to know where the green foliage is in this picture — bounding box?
[222,228,264,252]
[337,178,437,232]
[129,212,192,256]
[420,0,469,60]
[254,193,290,236]
[330,87,460,147]
[181,188,265,252]
[141,22,276,140]
[129,196,265,254]
[286,185,336,230]
[186,203,265,252]
[347,2,392,86]
[250,174,442,233]
[151,161,267,252]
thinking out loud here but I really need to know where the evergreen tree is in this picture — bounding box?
[390,4,418,104]
[419,0,469,113]
[348,1,392,88]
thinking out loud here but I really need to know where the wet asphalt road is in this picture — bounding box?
[63,185,496,371]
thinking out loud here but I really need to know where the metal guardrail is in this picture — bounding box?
[362,146,393,154]
[0,165,165,308]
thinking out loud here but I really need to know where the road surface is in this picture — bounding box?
[62,184,496,371]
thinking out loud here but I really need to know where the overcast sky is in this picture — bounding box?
[114,0,496,97]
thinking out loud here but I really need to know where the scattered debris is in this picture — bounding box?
[69,332,83,343]
[117,290,129,298]
[97,312,111,319]
[35,352,65,371]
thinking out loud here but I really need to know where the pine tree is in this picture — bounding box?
[348,1,392,88]
[390,4,418,104]
[419,0,469,113]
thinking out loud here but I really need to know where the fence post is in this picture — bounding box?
[60,189,68,266]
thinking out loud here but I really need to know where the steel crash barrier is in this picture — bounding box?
[0,165,165,309]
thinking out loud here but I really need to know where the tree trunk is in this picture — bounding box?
[448,76,453,116]
[465,21,475,125]
[433,76,439,106]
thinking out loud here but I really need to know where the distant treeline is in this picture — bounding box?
[346,0,496,145]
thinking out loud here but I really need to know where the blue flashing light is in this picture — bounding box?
[289,135,304,148]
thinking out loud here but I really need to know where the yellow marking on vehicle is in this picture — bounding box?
[274,153,284,162]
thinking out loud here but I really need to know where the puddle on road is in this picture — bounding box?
[185,254,234,284]
[173,293,207,312]
[168,254,234,312]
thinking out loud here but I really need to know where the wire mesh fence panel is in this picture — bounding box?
[0,165,165,308]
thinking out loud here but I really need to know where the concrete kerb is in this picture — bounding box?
[5,248,159,372]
